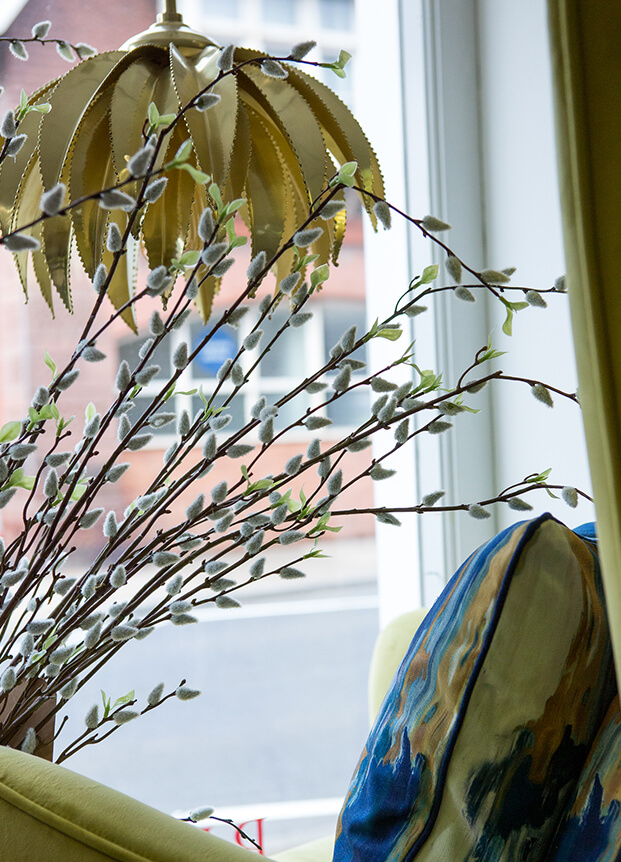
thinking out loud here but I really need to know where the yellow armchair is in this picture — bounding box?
[0,744,259,862]
[0,611,429,862]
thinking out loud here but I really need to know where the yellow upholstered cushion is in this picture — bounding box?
[0,746,262,861]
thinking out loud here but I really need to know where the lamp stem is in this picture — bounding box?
[161,0,183,22]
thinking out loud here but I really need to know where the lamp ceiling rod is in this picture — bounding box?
[161,0,183,22]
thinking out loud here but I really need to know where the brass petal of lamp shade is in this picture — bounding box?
[0,7,384,327]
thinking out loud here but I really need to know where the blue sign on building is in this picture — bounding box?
[192,328,238,376]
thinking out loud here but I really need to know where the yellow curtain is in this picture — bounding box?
[548,0,621,690]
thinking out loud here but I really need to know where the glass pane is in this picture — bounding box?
[262,390,310,431]
[319,0,354,30]
[259,310,306,378]
[192,393,245,432]
[326,387,369,427]
[131,394,174,436]
[190,322,239,379]
[264,41,293,58]
[204,0,240,17]
[262,0,297,24]
[323,301,367,365]
[118,337,171,380]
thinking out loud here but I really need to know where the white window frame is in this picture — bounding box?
[358,0,595,627]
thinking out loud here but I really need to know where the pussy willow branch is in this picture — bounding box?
[396,281,565,319]
[178,813,263,854]
[0,35,89,54]
[331,484,594,519]
[204,817,263,854]
[0,42,582,755]
[348,183,534,301]
[54,687,179,764]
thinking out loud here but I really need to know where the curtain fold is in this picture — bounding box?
[547,0,621,690]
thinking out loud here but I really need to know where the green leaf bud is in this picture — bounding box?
[106,222,123,253]
[428,420,452,434]
[110,625,138,642]
[113,709,139,724]
[373,200,392,230]
[40,182,66,216]
[2,233,40,252]
[531,383,554,408]
[370,464,396,481]
[376,512,401,526]
[85,704,100,729]
[215,595,240,609]
[279,530,305,545]
[293,227,323,247]
[262,58,288,78]
[305,415,332,430]
[525,290,547,308]
[346,437,372,452]
[422,491,445,506]
[79,508,104,529]
[216,44,235,73]
[468,503,491,519]
[371,377,398,393]
[147,683,165,706]
[480,269,511,284]
[289,40,316,59]
[280,272,301,294]
[422,214,451,232]
[507,497,533,511]
[280,566,306,579]
[561,486,579,508]
[454,287,475,302]
[32,20,51,38]
[319,200,346,220]
[290,312,313,328]
[98,189,136,211]
[445,255,463,283]
[144,177,168,203]
[9,41,28,61]
[195,92,221,111]
[189,806,215,822]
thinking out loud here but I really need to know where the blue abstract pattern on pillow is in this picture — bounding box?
[332,515,614,862]
[547,695,621,861]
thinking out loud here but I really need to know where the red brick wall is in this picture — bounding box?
[0,0,157,104]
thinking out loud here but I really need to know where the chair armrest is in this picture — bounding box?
[0,746,266,861]
[270,834,335,862]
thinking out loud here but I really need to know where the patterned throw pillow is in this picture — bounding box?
[332,515,615,862]
[547,695,621,860]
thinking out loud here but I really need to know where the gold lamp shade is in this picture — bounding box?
[0,5,384,327]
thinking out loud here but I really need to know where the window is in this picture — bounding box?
[262,0,298,25]
[319,0,354,30]
[201,0,240,17]
[118,299,369,444]
[323,301,368,426]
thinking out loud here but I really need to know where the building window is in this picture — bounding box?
[319,0,354,30]
[202,0,240,17]
[119,299,369,444]
[262,0,298,25]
